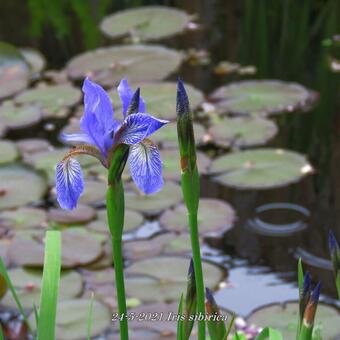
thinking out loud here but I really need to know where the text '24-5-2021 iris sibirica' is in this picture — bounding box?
[55,78,169,210]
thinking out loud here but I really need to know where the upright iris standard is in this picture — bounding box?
[55,78,168,340]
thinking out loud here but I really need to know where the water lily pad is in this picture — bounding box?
[100,6,191,41]
[55,299,111,340]
[126,256,224,302]
[28,298,111,340]
[160,198,236,236]
[209,117,278,148]
[125,181,182,215]
[19,48,46,75]
[210,80,315,116]
[123,234,174,260]
[47,204,96,225]
[82,268,116,308]
[0,164,47,210]
[78,179,107,206]
[152,122,206,149]
[0,140,19,164]
[66,45,183,87]
[1,268,83,309]
[0,102,42,130]
[209,148,313,190]
[87,208,143,234]
[109,81,204,120]
[0,207,46,229]
[8,228,105,268]
[247,302,340,339]
[0,42,30,99]
[162,233,193,254]
[16,138,51,156]
[128,302,178,336]
[25,148,97,185]
[15,83,81,118]
[161,149,210,181]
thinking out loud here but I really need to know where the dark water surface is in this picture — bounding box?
[1,0,340,311]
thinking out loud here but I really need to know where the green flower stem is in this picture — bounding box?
[107,144,130,340]
[181,166,205,340]
[188,210,206,340]
[107,181,129,340]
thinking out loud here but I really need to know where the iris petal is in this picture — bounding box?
[82,78,116,134]
[117,113,168,145]
[56,157,84,210]
[60,132,92,145]
[117,79,146,117]
[128,139,163,194]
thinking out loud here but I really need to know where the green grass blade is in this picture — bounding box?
[37,230,61,340]
[0,257,32,332]
[0,323,4,340]
[177,293,184,340]
[87,291,94,340]
[298,258,304,298]
[33,303,39,328]
[224,314,236,339]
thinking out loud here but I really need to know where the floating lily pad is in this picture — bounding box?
[78,179,107,206]
[125,256,224,302]
[209,148,313,190]
[123,234,174,260]
[152,122,206,148]
[82,268,116,308]
[128,302,178,336]
[125,181,182,215]
[160,198,236,236]
[100,6,191,41]
[8,228,105,268]
[161,149,210,181]
[0,140,19,164]
[0,42,30,99]
[210,80,315,116]
[0,164,47,210]
[15,83,81,118]
[0,102,42,130]
[87,208,143,234]
[66,45,183,87]
[1,268,83,309]
[163,233,193,254]
[25,148,97,185]
[247,302,340,339]
[16,138,51,156]
[47,204,96,225]
[19,48,46,75]
[0,207,46,229]
[28,298,111,340]
[109,81,204,120]
[209,117,278,148]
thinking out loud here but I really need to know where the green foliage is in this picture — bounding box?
[255,327,283,340]
[37,230,61,340]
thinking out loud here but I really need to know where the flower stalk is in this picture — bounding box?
[176,79,205,339]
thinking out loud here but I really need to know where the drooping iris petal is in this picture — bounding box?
[56,157,84,210]
[117,113,168,145]
[82,78,118,133]
[117,79,146,117]
[128,139,163,194]
[60,132,93,145]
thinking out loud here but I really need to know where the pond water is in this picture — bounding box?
[0,0,340,339]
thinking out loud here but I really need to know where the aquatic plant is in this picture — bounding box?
[55,77,168,340]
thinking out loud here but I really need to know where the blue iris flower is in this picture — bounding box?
[56,78,168,210]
